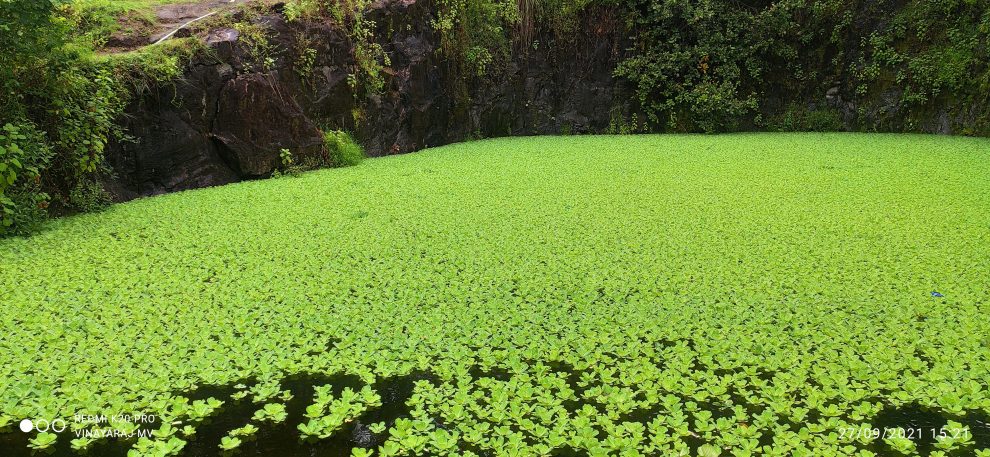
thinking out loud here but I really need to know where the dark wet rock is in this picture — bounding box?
[206,27,239,45]
[205,27,240,60]
[212,73,325,176]
[825,86,840,103]
[936,110,951,135]
[103,102,239,200]
[102,0,633,201]
[351,422,375,447]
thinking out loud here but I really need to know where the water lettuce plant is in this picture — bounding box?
[1,134,988,456]
[252,403,287,423]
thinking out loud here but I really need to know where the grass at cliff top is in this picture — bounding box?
[2,134,990,456]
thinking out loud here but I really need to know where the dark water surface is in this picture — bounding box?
[2,369,988,457]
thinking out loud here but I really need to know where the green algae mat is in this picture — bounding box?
[1,134,989,457]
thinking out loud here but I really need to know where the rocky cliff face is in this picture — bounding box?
[103,0,631,201]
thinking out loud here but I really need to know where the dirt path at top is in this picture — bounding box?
[105,0,253,52]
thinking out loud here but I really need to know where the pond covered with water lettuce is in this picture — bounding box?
[1,134,988,456]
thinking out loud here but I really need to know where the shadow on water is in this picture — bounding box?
[468,366,512,382]
[6,371,990,457]
[0,372,428,457]
[549,446,587,457]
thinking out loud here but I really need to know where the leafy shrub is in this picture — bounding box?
[53,66,125,176]
[68,179,111,214]
[613,0,787,132]
[0,0,195,236]
[284,0,390,96]
[279,148,295,168]
[804,109,845,132]
[680,80,758,133]
[606,110,645,135]
[323,130,365,167]
[0,122,53,235]
[0,0,69,113]
[433,0,519,77]
[275,148,311,177]
[768,105,845,132]
[613,0,989,133]
[284,0,321,21]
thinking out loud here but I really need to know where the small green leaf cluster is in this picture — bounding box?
[253,403,288,423]
[129,436,187,457]
[298,385,381,440]
[323,130,365,168]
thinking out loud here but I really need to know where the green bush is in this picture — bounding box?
[613,0,774,132]
[68,179,112,214]
[0,1,69,113]
[768,105,845,132]
[0,0,195,236]
[433,0,518,78]
[284,0,390,96]
[612,0,989,133]
[323,130,365,167]
[0,122,53,235]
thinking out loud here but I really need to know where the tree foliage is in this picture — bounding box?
[0,0,71,234]
[0,0,192,236]
[612,0,990,132]
[0,0,70,115]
